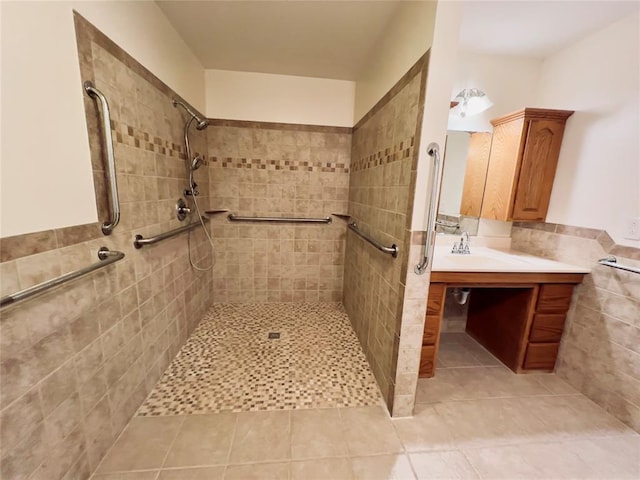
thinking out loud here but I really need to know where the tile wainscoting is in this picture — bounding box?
[512,222,640,431]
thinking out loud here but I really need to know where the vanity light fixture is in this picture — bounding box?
[450,88,493,118]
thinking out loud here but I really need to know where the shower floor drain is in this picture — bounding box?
[268,332,280,339]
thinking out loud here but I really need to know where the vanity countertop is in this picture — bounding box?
[432,246,591,274]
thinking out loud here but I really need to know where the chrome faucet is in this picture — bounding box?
[451,231,471,254]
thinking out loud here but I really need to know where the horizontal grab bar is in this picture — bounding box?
[134,217,209,249]
[598,256,640,275]
[348,222,398,257]
[227,214,332,224]
[0,247,125,309]
[84,81,121,235]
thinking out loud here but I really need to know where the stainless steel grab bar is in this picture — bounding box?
[134,217,209,249]
[598,256,640,275]
[348,222,398,257]
[84,81,121,235]
[0,247,124,308]
[415,143,442,274]
[228,214,332,224]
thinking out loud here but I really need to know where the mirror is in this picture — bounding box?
[437,130,492,235]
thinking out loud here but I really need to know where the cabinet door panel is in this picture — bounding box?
[529,314,567,342]
[512,119,566,221]
[480,118,526,221]
[523,342,559,370]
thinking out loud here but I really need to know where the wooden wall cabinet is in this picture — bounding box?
[480,108,574,222]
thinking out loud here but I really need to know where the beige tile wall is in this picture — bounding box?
[512,224,640,432]
[0,15,213,480]
[206,124,351,303]
[343,64,424,411]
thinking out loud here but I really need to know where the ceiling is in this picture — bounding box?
[156,0,403,80]
[459,0,640,58]
[158,1,639,80]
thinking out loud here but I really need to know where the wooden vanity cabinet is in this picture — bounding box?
[419,272,585,377]
[480,108,574,222]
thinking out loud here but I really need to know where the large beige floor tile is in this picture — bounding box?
[463,436,640,479]
[409,451,479,479]
[92,472,158,480]
[228,411,290,464]
[163,413,237,467]
[290,409,349,459]
[224,462,289,480]
[97,416,184,473]
[340,406,403,456]
[392,404,457,452]
[290,458,353,480]
[157,466,225,479]
[527,373,580,395]
[433,398,544,449]
[437,344,482,368]
[519,395,633,441]
[350,454,415,480]
[416,366,553,404]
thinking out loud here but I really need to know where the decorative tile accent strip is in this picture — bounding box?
[208,156,349,173]
[351,137,415,172]
[137,303,382,415]
[111,119,187,160]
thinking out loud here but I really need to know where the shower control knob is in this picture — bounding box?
[176,198,191,221]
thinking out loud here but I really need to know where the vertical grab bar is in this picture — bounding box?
[84,81,120,235]
[415,143,442,275]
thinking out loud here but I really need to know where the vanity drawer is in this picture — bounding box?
[423,315,441,345]
[536,284,574,312]
[419,345,436,377]
[523,342,559,370]
[427,283,446,315]
[529,314,567,342]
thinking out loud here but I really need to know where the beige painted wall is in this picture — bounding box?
[447,52,542,133]
[0,1,204,238]
[353,1,437,123]
[537,12,640,247]
[205,69,355,126]
[411,1,464,231]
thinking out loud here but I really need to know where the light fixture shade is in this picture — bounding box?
[450,88,493,118]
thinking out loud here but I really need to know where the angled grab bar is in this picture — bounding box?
[348,222,398,257]
[227,214,332,224]
[0,247,125,308]
[415,142,442,274]
[598,256,640,275]
[84,81,120,235]
[134,217,209,249]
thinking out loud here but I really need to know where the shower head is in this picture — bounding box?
[191,155,203,171]
[173,99,209,130]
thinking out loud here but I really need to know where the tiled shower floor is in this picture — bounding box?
[137,303,382,415]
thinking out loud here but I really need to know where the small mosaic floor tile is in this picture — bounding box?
[137,303,382,415]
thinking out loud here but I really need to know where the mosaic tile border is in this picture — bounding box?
[111,119,186,160]
[208,156,349,173]
[351,137,415,172]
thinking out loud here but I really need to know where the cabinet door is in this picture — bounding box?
[512,119,567,221]
[480,118,526,221]
[460,132,492,217]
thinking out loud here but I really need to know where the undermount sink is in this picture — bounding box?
[431,245,591,274]
[438,254,524,269]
